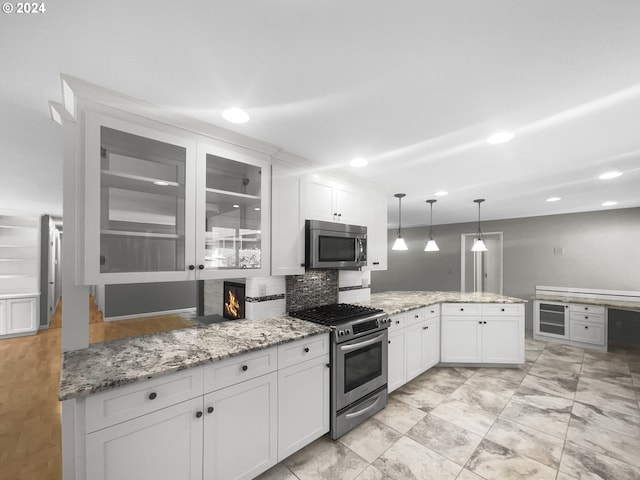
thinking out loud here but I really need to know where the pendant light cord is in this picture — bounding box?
[397,196,403,237]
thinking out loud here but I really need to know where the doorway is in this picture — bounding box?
[460,232,503,294]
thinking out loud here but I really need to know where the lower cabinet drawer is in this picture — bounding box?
[86,367,204,433]
[569,312,605,324]
[278,334,329,369]
[204,346,277,393]
[482,303,524,316]
[569,320,605,345]
[441,303,482,316]
[569,303,605,315]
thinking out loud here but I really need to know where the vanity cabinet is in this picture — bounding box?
[303,175,362,225]
[441,303,524,364]
[82,109,271,285]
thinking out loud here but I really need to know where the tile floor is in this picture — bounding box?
[257,338,640,480]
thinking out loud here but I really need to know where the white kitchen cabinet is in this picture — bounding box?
[568,304,605,346]
[387,322,406,393]
[362,188,387,271]
[82,110,271,285]
[277,354,329,460]
[1,296,38,337]
[0,300,5,335]
[204,372,278,480]
[304,175,362,225]
[533,300,569,340]
[440,316,482,363]
[388,306,441,392]
[86,396,204,480]
[271,162,305,276]
[441,303,524,364]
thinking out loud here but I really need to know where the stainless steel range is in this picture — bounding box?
[289,303,390,439]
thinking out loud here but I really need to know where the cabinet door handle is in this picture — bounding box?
[423,326,428,330]
[207,406,214,414]
[584,307,588,310]
[148,392,157,400]
[483,321,487,324]
[195,411,203,418]
[584,326,589,329]
[388,340,391,344]
[188,265,195,271]
[241,365,248,371]
[198,264,204,270]
[373,262,380,265]
[478,321,482,324]
[460,308,464,311]
[304,347,310,353]
[396,320,400,325]
[585,316,589,320]
[300,263,306,267]
[501,308,505,312]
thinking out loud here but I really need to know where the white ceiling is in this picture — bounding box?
[2,1,639,227]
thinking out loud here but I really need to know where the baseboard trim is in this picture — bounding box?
[104,307,197,322]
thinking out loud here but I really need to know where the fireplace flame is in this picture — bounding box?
[225,290,241,319]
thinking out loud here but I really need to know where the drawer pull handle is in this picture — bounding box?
[585,326,589,329]
[242,365,248,372]
[460,308,464,311]
[585,316,589,319]
[196,411,203,418]
[501,308,505,312]
[304,347,310,353]
[198,264,205,270]
[484,321,487,324]
[585,307,588,310]
[207,406,214,414]
[396,320,400,324]
[188,265,195,271]
[388,340,391,344]
[423,326,428,330]
[478,321,482,324]
[148,392,157,400]
[415,314,419,318]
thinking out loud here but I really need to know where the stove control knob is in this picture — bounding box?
[338,330,344,336]
[346,328,351,335]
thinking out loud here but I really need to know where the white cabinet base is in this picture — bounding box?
[0,295,38,338]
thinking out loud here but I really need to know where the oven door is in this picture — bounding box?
[334,330,388,411]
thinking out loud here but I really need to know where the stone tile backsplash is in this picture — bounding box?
[286,270,338,312]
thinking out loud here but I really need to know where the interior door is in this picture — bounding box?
[460,232,503,294]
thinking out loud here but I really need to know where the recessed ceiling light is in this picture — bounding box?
[222,108,250,124]
[232,204,240,208]
[486,131,514,144]
[602,201,618,207]
[599,171,622,180]
[434,191,448,196]
[254,207,261,211]
[153,180,170,186]
[349,157,368,168]
[546,197,561,202]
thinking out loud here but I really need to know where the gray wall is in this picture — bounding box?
[372,208,640,333]
[104,281,198,318]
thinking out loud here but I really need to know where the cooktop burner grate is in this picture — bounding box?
[288,303,383,325]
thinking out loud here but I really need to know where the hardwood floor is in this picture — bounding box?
[0,298,194,480]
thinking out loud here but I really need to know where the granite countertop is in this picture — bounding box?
[532,294,640,312]
[362,291,527,316]
[59,316,331,402]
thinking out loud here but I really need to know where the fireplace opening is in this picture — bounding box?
[223,281,246,320]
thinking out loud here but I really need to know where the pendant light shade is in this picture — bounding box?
[424,199,440,252]
[471,199,488,252]
[392,193,408,251]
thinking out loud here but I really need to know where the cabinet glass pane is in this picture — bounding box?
[100,127,186,273]
[203,153,261,270]
[539,304,566,336]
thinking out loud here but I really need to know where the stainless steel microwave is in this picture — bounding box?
[305,220,367,270]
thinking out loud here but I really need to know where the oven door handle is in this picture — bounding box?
[345,395,383,419]
[339,332,385,352]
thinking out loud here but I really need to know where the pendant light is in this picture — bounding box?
[424,199,440,252]
[392,193,408,250]
[471,199,488,252]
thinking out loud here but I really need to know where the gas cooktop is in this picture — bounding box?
[288,303,384,326]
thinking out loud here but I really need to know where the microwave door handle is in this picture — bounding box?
[340,333,385,352]
[357,238,364,261]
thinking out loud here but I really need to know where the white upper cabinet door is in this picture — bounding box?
[362,188,387,271]
[83,111,197,285]
[303,175,362,225]
[195,142,271,279]
[271,163,305,276]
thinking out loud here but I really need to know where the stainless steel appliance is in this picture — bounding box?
[289,303,390,439]
[305,220,367,270]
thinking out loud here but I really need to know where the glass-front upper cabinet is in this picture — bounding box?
[83,112,196,284]
[196,143,270,278]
